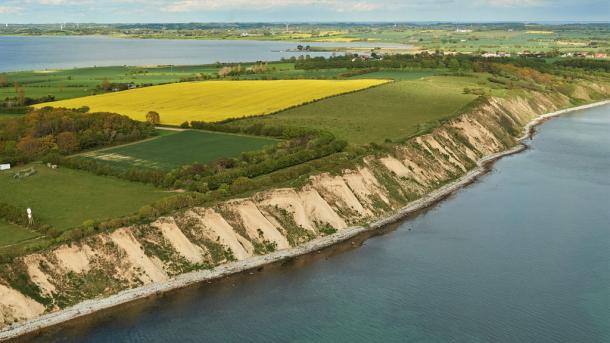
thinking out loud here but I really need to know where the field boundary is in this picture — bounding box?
[211,79,393,125]
[34,79,392,125]
[74,129,281,172]
[71,134,167,157]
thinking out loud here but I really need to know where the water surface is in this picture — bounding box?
[0,36,405,72]
[16,105,610,342]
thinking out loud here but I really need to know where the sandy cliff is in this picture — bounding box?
[1,88,607,332]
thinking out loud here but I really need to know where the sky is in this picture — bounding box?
[0,0,608,24]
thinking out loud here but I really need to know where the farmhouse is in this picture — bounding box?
[481,52,511,58]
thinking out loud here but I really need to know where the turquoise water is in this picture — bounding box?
[0,36,405,72]
[16,105,610,342]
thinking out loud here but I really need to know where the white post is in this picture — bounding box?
[26,208,33,225]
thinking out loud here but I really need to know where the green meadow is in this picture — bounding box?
[0,164,171,231]
[229,76,491,144]
[0,220,40,247]
[82,130,278,170]
[351,69,437,80]
[0,65,220,102]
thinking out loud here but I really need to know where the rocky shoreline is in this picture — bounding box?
[1,99,608,342]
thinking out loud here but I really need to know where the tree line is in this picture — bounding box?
[553,59,610,73]
[0,107,155,164]
[293,52,609,78]
[50,122,347,195]
[293,53,477,71]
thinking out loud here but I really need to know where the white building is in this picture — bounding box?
[0,163,10,171]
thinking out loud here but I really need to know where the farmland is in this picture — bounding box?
[5,23,607,56]
[0,63,356,112]
[228,75,488,144]
[82,130,278,170]
[34,79,389,124]
[0,65,220,104]
[0,163,172,231]
[1,47,606,262]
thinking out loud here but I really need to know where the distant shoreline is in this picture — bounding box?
[1,99,608,342]
[0,34,412,54]
[0,36,412,73]
[0,34,408,46]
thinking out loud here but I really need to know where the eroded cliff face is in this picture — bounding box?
[0,90,602,327]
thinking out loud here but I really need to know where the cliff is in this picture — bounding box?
[1,84,608,333]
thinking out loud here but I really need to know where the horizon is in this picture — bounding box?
[3,20,610,25]
[0,0,608,24]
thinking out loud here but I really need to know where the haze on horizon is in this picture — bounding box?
[0,0,607,24]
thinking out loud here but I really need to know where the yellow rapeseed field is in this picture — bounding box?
[36,80,389,125]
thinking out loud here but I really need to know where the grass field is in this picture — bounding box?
[81,130,278,170]
[229,76,485,144]
[0,220,40,247]
[321,27,607,53]
[1,64,356,105]
[0,65,221,102]
[351,69,437,80]
[0,164,172,231]
[0,114,21,122]
[34,79,389,124]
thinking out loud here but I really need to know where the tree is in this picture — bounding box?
[230,176,255,194]
[56,131,79,154]
[447,58,460,70]
[146,111,160,124]
[101,78,111,91]
[0,74,8,87]
[218,66,231,77]
[13,81,25,106]
[16,136,42,158]
[1,107,157,163]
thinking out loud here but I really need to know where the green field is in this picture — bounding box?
[0,220,39,246]
[81,130,278,170]
[229,63,349,80]
[0,65,220,102]
[0,114,21,122]
[413,29,603,53]
[230,76,486,144]
[0,164,172,231]
[0,63,356,110]
[352,69,437,80]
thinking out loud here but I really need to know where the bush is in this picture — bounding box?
[0,202,28,227]
[138,205,157,220]
[319,225,337,235]
[82,219,96,231]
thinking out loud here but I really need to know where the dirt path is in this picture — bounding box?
[0,235,46,250]
[71,128,178,156]
[155,126,186,132]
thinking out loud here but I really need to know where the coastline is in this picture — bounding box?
[1,99,609,341]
